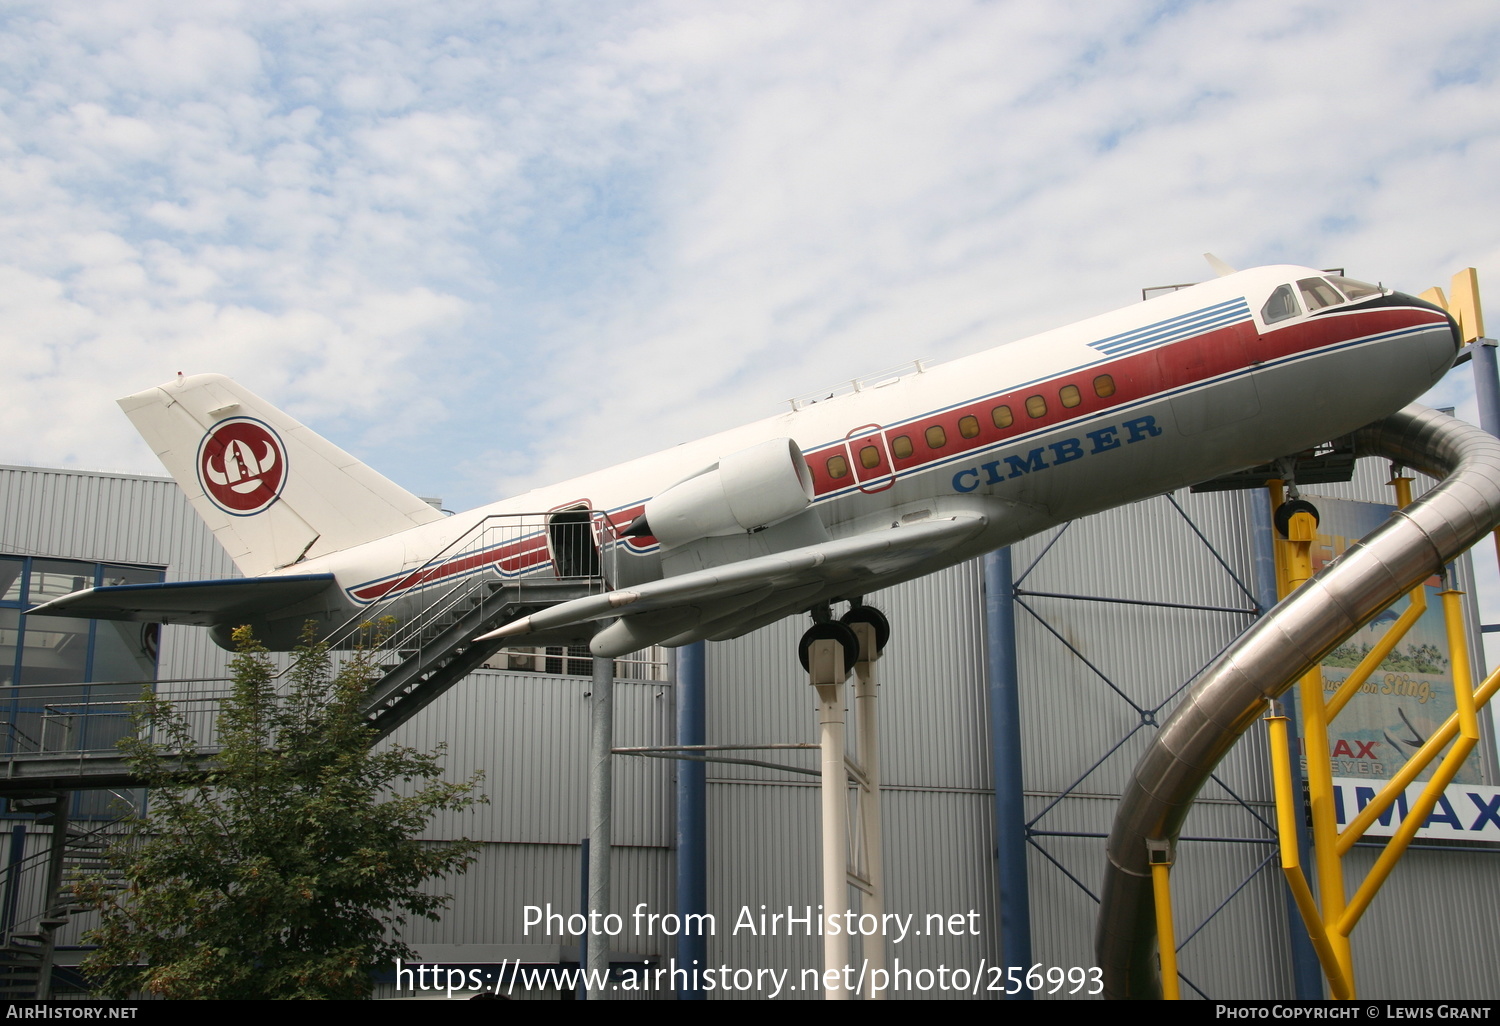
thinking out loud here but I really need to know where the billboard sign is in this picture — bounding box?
[1296,494,1492,843]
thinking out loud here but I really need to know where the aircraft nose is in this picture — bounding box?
[1395,290,1463,351]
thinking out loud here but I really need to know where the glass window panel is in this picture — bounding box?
[99,564,164,588]
[28,560,94,604]
[859,446,881,469]
[1060,384,1081,408]
[826,455,850,479]
[958,416,980,439]
[925,426,947,449]
[1094,374,1116,398]
[1261,284,1300,324]
[1326,275,1382,301]
[18,614,90,685]
[90,621,159,683]
[992,405,1013,429]
[0,559,23,603]
[1298,277,1344,311]
[891,435,913,460]
[1026,395,1047,418]
[0,608,18,687]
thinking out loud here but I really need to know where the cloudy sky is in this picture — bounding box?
[3,0,1497,515]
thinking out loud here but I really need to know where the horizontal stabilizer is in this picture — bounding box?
[28,574,338,627]
[478,514,987,654]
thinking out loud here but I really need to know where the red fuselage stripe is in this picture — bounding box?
[352,305,1443,602]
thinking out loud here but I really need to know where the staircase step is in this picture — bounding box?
[64,835,109,847]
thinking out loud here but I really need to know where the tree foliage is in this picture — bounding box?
[80,627,486,1000]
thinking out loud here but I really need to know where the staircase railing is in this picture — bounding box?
[321,509,620,655]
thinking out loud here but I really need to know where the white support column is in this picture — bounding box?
[850,622,885,999]
[809,638,851,1000]
[586,653,613,999]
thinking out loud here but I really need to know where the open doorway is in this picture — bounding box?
[547,506,601,579]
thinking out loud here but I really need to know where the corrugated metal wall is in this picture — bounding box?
[1007,487,1299,999]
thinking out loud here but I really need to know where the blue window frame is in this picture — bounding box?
[0,555,164,765]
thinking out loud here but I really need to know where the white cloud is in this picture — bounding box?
[0,0,1496,513]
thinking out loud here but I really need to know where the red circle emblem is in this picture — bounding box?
[197,418,287,516]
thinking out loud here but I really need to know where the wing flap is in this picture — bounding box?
[27,574,339,626]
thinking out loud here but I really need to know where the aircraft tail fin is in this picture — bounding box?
[1204,253,1237,277]
[119,374,444,577]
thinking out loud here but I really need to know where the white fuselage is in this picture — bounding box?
[280,264,1457,644]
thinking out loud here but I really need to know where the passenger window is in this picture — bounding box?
[992,405,1013,429]
[1026,395,1047,419]
[1297,277,1344,311]
[1060,384,1081,408]
[892,435,913,460]
[925,425,947,449]
[958,415,980,438]
[1261,284,1300,324]
[1093,374,1116,398]
[827,455,849,479]
[859,445,881,469]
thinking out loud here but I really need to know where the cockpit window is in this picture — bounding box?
[1298,277,1345,311]
[1326,275,1383,301]
[1261,284,1300,325]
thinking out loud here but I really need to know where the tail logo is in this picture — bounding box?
[197,418,288,516]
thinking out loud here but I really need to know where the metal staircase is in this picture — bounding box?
[360,576,601,737]
[0,793,134,998]
[321,509,620,737]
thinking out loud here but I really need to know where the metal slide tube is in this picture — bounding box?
[1098,405,1500,999]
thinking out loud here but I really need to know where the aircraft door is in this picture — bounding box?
[547,505,602,580]
[845,424,896,493]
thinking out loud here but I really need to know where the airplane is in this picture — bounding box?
[33,263,1461,672]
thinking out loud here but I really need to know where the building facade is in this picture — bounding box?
[0,459,1495,1000]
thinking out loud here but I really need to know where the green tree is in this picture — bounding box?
[79,627,486,1000]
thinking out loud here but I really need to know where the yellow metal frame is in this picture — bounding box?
[1262,475,1497,999]
[1147,840,1181,1000]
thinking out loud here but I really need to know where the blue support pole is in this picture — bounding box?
[675,642,708,999]
[983,548,1032,996]
[1249,492,1324,999]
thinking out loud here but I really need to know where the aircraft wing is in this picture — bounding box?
[479,514,988,654]
[27,574,338,626]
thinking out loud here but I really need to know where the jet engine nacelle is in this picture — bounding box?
[645,437,815,550]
